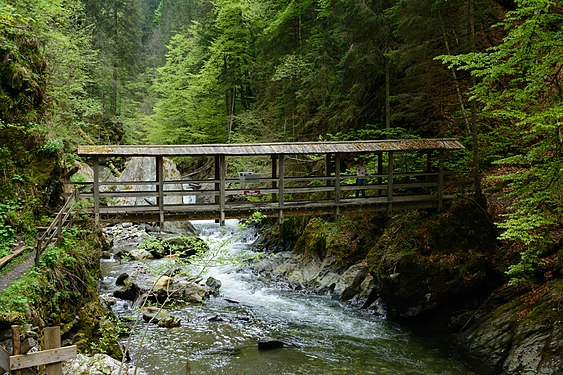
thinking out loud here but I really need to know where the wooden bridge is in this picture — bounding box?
[76,139,464,226]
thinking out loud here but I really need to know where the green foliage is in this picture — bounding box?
[0,201,20,257]
[438,0,563,283]
[0,226,101,326]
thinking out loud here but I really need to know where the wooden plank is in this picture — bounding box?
[0,345,9,372]
[387,152,394,215]
[9,346,76,371]
[271,155,277,202]
[334,153,341,218]
[278,154,285,224]
[93,157,100,225]
[44,326,63,375]
[0,245,26,269]
[219,155,226,226]
[156,156,164,230]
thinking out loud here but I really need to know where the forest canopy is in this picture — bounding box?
[0,0,561,283]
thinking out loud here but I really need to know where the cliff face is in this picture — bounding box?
[257,199,562,374]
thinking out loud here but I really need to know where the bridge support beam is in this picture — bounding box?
[271,155,277,202]
[334,153,341,218]
[278,154,285,224]
[387,151,394,216]
[156,156,164,230]
[218,155,226,226]
[93,157,100,226]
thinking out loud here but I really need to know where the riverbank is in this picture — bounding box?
[251,199,562,374]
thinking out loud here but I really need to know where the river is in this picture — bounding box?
[100,220,476,375]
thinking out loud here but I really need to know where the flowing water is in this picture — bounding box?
[100,220,477,375]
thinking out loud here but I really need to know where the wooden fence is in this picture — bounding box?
[0,326,76,375]
[35,190,77,265]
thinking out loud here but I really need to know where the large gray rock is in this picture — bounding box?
[111,157,195,207]
[333,262,369,302]
[460,282,563,374]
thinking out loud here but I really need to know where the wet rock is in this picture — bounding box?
[128,248,153,261]
[208,315,225,322]
[460,281,563,374]
[333,262,369,302]
[116,273,129,286]
[205,276,222,297]
[157,315,181,328]
[113,283,144,301]
[258,339,288,350]
[179,281,207,303]
[153,275,174,292]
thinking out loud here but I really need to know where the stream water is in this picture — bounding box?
[100,220,476,375]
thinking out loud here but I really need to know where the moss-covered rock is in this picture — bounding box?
[367,200,498,322]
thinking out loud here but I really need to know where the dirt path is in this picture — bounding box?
[0,248,35,292]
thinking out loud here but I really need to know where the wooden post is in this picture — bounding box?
[438,151,444,211]
[35,239,42,265]
[12,325,21,375]
[56,212,62,247]
[278,154,285,224]
[214,155,220,205]
[334,153,341,218]
[219,155,226,226]
[325,153,332,200]
[271,155,278,202]
[387,152,394,215]
[93,157,100,226]
[156,156,165,230]
[43,327,62,375]
[377,151,383,196]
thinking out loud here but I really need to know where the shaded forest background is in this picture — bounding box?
[0,0,561,284]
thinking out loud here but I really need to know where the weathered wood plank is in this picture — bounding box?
[9,346,76,371]
[0,345,9,372]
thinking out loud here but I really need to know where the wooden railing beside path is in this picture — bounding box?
[35,189,77,264]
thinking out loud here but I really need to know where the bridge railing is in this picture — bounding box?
[74,168,457,224]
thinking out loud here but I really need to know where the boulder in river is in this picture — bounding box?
[258,339,289,350]
[113,283,144,301]
[205,276,222,297]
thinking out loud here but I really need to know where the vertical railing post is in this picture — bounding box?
[271,154,278,202]
[387,151,394,215]
[56,212,62,247]
[278,154,285,224]
[156,156,164,230]
[377,151,383,196]
[12,325,21,375]
[44,326,62,375]
[438,151,444,211]
[214,155,220,206]
[93,157,100,226]
[334,153,341,218]
[219,155,226,226]
[325,153,332,200]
